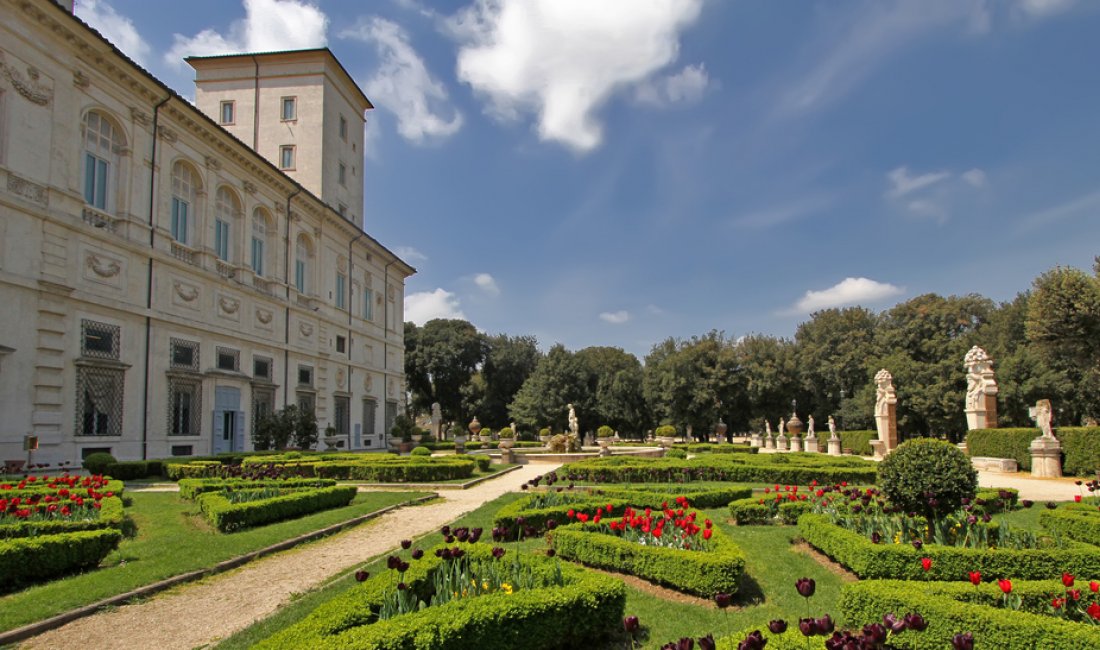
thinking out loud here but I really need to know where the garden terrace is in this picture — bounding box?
[838,579,1100,649]
[253,542,626,650]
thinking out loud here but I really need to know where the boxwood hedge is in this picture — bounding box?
[550,522,745,596]
[168,456,480,482]
[196,485,357,532]
[798,513,1100,580]
[728,497,813,525]
[838,579,1100,649]
[839,430,876,456]
[0,529,122,592]
[178,477,337,500]
[0,495,129,539]
[255,544,626,650]
[561,454,878,485]
[1040,505,1100,545]
[966,426,1100,476]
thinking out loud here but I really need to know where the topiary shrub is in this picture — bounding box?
[655,425,677,438]
[410,446,431,457]
[82,452,117,475]
[538,427,551,438]
[497,427,514,439]
[878,438,977,523]
[665,448,687,459]
[597,425,614,438]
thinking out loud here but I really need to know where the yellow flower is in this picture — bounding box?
[501,582,513,594]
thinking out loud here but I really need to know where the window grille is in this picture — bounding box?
[167,376,201,436]
[170,338,199,371]
[81,320,120,359]
[76,365,123,436]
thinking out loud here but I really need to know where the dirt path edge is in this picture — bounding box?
[0,493,437,647]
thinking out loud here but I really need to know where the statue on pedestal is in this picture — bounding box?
[964,346,999,430]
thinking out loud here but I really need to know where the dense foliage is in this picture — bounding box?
[878,439,978,520]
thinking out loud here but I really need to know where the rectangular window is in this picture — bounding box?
[251,236,264,276]
[385,400,398,439]
[216,347,239,372]
[295,259,306,292]
[363,288,374,321]
[220,101,235,124]
[339,115,348,141]
[82,320,120,359]
[335,273,346,309]
[171,197,189,244]
[336,335,346,354]
[170,338,199,370]
[252,387,274,437]
[363,399,377,437]
[83,153,109,210]
[170,445,193,456]
[334,396,350,435]
[168,378,200,436]
[280,145,295,170]
[338,162,346,186]
[215,219,230,261]
[281,97,296,121]
[76,366,123,436]
[297,392,315,415]
[298,365,313,387]
[253,356,271,379]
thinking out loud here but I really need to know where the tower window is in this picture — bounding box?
[220,101,235,124]
[280,145,295,170]
[339,115,348,141]
[281,97,297,121]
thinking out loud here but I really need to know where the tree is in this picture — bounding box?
[509,344,589,432]
[478,334,541,427]
[794,307,877,424]
[733,334,799,432]
[575,346,649,437]
[403,319,485,424]
[643,332,744,439]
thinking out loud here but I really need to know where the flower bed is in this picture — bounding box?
[729,496,813,525]
[0,474,128,538]
[494,485,751,536]
[838,579,1100,649]
[798,513,1100,580]
[255,543,626,649]
[195,485,358,532]
[549,500,746,596]
[177,477,337,500]
[0,529,122,593]
[560,454,878,485]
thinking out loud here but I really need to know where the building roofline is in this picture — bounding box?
[185,48,373,110]
[39,1,411,276]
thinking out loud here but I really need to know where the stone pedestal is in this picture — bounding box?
[453,436,467,454]
[790,436,803,452]
[827,436,842,456]
[1029,437,1063,478]
[870,440,887,460]
[750,433,762,448]
[804,435,819,453]
[874,402,898,453]
[500,448,516,464]
[765,434,775,450]
[776,435,788,452]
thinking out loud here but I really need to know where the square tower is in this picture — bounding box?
[187,49,372,227]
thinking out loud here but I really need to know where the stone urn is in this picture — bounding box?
[479,433,493,443]
[468,416,482,437]
[498,438,515,450]
[715,420,728,442]
[657,436,676,448]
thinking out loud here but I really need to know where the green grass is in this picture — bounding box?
[0,490,429,632]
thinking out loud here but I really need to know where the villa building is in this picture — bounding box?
[0,0,414,464]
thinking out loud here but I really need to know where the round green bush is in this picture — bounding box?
[497,427,514,438]
[665,448,688,459]
[655,425,677,437]
[410,446,432,457]
[597,425,615,438]
[82,452,117,475]
[878,438,977,521]
[538,427,551,437]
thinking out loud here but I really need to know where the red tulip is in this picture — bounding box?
[1088,602,1100,620]
[921,557,932,572]
[702,529,713,540]
[1063,573,1075,588]
[968,571,981,585]
[1090,580,1099,593]
[1075,495,1082,503]
[998,579,1012,594]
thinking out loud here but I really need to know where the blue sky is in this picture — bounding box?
[76,0,1100,357]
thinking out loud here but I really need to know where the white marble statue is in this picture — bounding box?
[807,415,815,437]
[1031,399,1054,439]
[567,404,579,437]
[964,346,996,410]
[828,416,837,436]
[779,418,786,435]
[765,420,772,436]
[875,369,897,417]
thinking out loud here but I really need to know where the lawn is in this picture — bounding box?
[0,490,429,632]
[215,495,848,649]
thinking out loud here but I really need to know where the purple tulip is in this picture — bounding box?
[623,615,640,633]
[951,632,975,650]
[768,619,788,634]
[795,577,816,598]
[904,613,927,631]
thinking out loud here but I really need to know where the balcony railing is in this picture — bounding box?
[82,206,117,233]
[252,275,278,296]
[215,259,234,278]
[171,241,197,266]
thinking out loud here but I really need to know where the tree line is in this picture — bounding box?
[403,258,1100,442]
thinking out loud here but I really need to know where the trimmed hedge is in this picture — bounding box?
[671,443,758,455]
[967,426,1100,476]
[550,522,745,596]
[562,455,878,486]
[196,485,357,532]
[178,477,336,500]
[165,460,225,480]
[838,579,1100,649]
[0,496,129,539]
[494,486,752,534]
[255,544,626,649]
[0,529,122,592]
[798,513,1100,580]
[103,460,165,480]
[1040,505,1100,545]
[169,456,479,483]
[729,497,813,525]
[839,430,876,455]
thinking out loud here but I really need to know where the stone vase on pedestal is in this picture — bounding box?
[597,437,612,457]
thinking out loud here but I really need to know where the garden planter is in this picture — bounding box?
[498,439,515,449]
[479,434,493,443]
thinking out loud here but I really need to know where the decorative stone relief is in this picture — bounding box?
[72,69,90,89]
[255,308,273,325]
[337,257,347,273]
[205,156,221,171]
[158,126,177,143]
[84,253,120,278]
[387,377,396,397]
[172,280,199,309]
[130,107,150,127]
[299,322,314,338]
[218,295,240,315]
[242,181,256,195]
[364,373,374,392]
[0,52,52,106]
[5,172,48,206]
[336,368,346,389]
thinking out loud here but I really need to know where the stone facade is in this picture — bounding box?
[0,1,413,463]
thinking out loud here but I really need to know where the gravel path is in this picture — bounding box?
[977,469,1084,502]
[21,463,555,650]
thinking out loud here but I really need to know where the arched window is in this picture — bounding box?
[170,162,199,245]
[82,110,122,211]
[251,208,272,277]
[214,186,240,261]
[295,234,312,294]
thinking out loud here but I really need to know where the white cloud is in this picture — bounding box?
[473,272,500,296]
[76,0,151,67]
[962,168,987,188]
[1016,189,1100,233]
[394,246,428,262]
[599,310,631,324]
[405,288,465,324]
[342,18,462,143]
[791,277,904,313]
[885,166,951,198]
[905,199,949,222]
[1017,0,1075,17]
[165,0,328,69]
[450,0,704,153]
[634,63,709,107]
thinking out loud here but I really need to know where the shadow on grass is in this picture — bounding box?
[733,571,766,607]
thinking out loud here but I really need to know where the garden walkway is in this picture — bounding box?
[977,469,1084,502]
[21,463,556,650]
